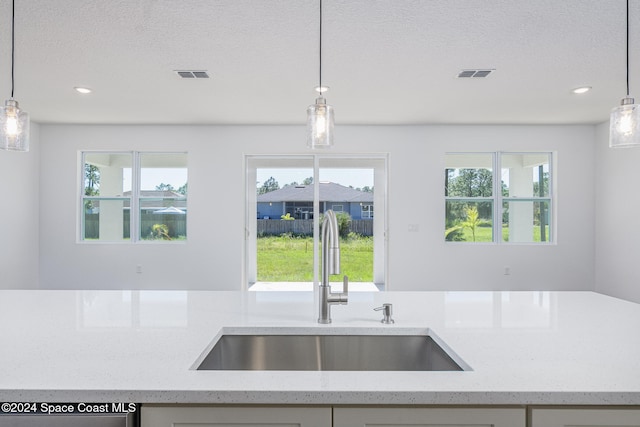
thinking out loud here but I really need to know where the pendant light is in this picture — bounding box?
[610,0,639,148]
[307,0,334,149]
[0,0,29,152]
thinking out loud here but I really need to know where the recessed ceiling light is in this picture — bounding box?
[74,87,92,94]
[314,86,329,93]
[571,86,591,94]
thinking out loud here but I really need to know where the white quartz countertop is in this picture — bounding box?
[1,290,640,405]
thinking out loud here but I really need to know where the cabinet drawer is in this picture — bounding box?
[333,407,525,427]
[531,408,640,427]
[141,405,331,427]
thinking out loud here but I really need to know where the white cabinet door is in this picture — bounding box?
[531,408,640,426]
[333,407,525,427]
[141,405,331,427]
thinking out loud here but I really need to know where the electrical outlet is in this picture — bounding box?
[136,265,143,274]
[504,266,511,276]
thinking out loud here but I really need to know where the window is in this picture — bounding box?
[361,204,373,219]
[80,152,188,243]
[138,153,188,241]
[246,155,387,291]
[445,152,553,243]
[284,202,313,219]
[501,153,551,243]
[445,153,494,242]
[82,152,132,242]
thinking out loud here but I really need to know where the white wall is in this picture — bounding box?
[0,123,39,289]
[385,125,595,291]
[595,121,640,303]
[37,124,596,291]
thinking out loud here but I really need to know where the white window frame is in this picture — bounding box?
[361,204,374,219]
[79,151,188,244]
[445,151,554,244]
[245,154,388,290]
[500,152,553,244]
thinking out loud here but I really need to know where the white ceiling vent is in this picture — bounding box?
[457,69,494,78]
[175,70,210,79]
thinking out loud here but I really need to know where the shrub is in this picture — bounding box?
[151,223,171,240]
[318,211,352,238]
[335,212,352,237]
[445,227,465,241]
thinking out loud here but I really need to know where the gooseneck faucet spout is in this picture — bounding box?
[318,210,348,324]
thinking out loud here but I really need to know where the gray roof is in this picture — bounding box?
[257,182,373,203]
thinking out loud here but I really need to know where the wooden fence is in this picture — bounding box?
[349,219,374,236]
[85,216,371,238]
[257,219,372,236]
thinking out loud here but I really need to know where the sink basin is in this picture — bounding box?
[195,328,468,371]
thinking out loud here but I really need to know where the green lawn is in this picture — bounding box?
[454,225,550,242]
[257,234,373,282]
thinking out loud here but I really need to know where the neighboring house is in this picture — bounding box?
[257,182,373,220]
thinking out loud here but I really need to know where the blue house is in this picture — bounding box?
[257,182,373,220]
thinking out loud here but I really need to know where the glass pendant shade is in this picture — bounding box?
[307,97,334,149]
[610,97,640,148]
[0,99,29,152]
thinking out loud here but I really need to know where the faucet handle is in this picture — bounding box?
[333,276,348,304]
[374,303,394,324]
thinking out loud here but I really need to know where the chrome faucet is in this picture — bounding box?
[318,210,348,324]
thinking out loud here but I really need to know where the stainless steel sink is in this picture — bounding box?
[195,329,468,371]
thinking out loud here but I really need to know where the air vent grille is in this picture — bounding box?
[457,69,494,78]
[175,70,210,79]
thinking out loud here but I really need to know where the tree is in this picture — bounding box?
[84,164,100,196]
[177,182,188,195]
[282,177,311,187]
[156,183,175,191]
[447,168,493,197]
[258,176,279,195]
[445,205,488,242]
[460,206,482,242]
[360,186,373,193]
[446,168,493,220]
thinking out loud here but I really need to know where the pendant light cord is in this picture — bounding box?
[626,0,630,97]
[627,0,629,98]
[11,0,15,99]
[319,0,323,95]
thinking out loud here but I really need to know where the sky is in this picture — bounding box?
[120,167,372,193]
[122,168,188,192]
[256,168,374,190]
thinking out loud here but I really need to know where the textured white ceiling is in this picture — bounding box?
[0,0,637,125]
